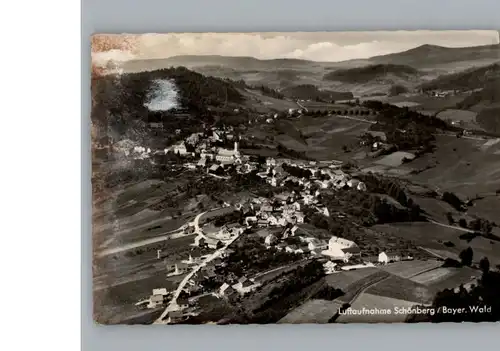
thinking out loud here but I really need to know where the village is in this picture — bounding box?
[120,124,421,324]
[101,100,498,325]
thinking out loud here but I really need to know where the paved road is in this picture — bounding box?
[428,219,475,234]
[436,132,488,141]
[96,230,190,257]
[154,232,241,324]
[96,211,209,258]
[330,114,377,124]
[295,100,309,112]
[193,211,209,239]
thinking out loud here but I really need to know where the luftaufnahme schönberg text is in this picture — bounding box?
[339,305,492,316]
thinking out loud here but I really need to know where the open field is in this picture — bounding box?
[385,93,468,114]
[373,222,500,265]
[94,235,201,282]
[405,135,500,197]
[93,272,180,324]
[336,293,418,323]
[325,268,380,290]
[244,114,372,161]
[278,299,343,324]
[326,269,391,304]
[411,196,461,223]
[409,267,452,285]
[467,196,500,223]
[374,151,415,167]
[419,247,459,261]
[93,178,202,249]
[366,274,434,304]
[391,101,421,108]
[239,88,297,112]
[436,109,477,122]
[305,122,369,160]
[409,266,481,292]
[378,260,443,279]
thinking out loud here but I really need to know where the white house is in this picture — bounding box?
[307,238,328,251]
[378,252,401,264]
[245,216,258,227]
[212,130,222,141]
[264,234,278,246]
[316,206,330,217]
[295,212,305,223]
[197,158,206,167]
[208,164,220,173]
[267,215,279,226]
[357,182,367,192]
[322,236,361,262]
[181,255,196,265]
[347,179,360,188]
[172,142,188,156]
[218,283,237,298]
[277,217,287,226]
[200,149,214,160]
[147,294,165,309]
[266,158,276,167]
[152,288,168,296]
[232,277,260,295]
[323,261,337,274]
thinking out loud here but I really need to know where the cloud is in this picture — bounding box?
[92,31,498,66]
[92,49,137,66]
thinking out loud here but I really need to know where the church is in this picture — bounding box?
[215,142,241,164]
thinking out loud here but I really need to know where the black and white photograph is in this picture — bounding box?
[91,31,500,325]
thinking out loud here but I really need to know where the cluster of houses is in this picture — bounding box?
[238,193,305,229]
[165,125,250,167]
[217,277,261,299]
[256,158,367,192]
[191,222,245,250]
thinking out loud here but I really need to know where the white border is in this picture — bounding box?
[1,0,80,350]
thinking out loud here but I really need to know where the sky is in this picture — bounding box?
[92,30,499,66]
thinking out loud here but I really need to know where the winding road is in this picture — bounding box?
[96,229,189,258]
[427,219,475,234]
[96,211,210,258]
[154,232,241,324]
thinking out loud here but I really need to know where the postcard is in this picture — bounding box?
[91,31,500,324]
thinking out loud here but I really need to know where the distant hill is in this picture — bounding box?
[369,44,500,67]
[420,63,500,91]
[91,66,246,143]
[457,79,500,110]
[323,64,419,83]
[455,78,500,134]
[124,55,316,72]
[281,84,353,101]
[476,106,500,133]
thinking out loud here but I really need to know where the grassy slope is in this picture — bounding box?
[369,44,500,68]
[323,64,419,83]
[419,63,500,91]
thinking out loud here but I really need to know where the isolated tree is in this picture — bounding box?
[459,247,474,267]
[458,218,468,228]
[389,84,409,96]
[446,212,455,225]
[480,257,490,274]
